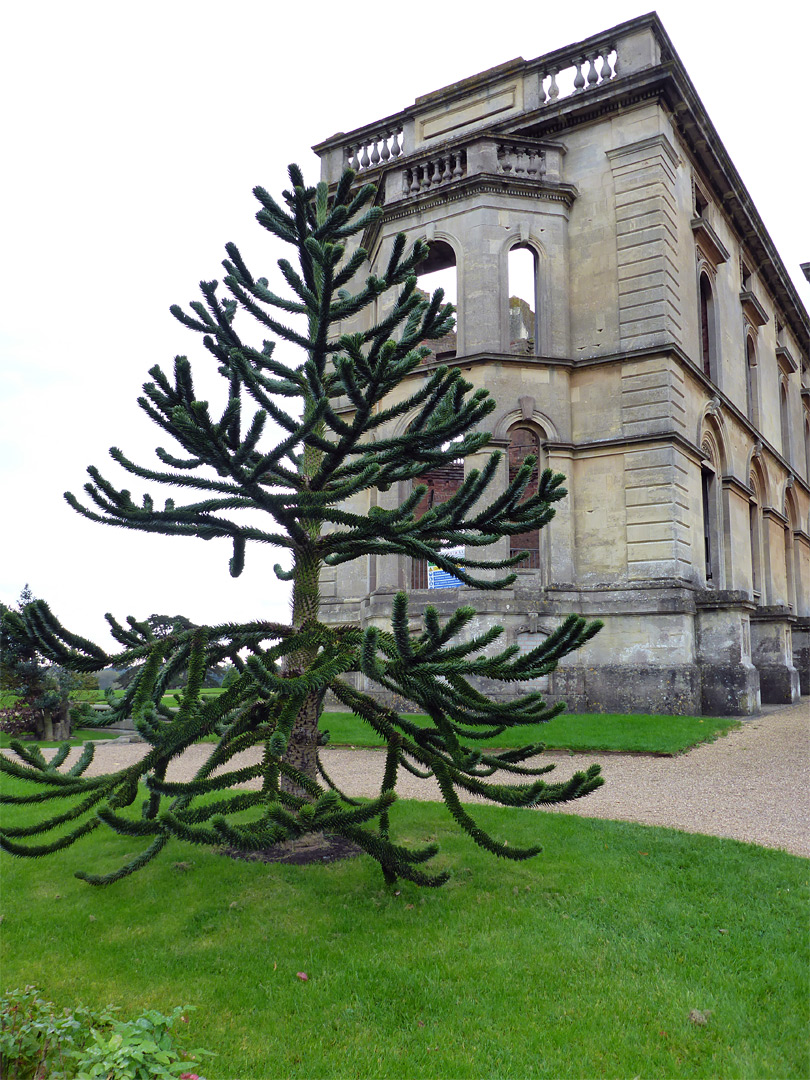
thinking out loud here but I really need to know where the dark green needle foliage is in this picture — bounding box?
[0,167,603,887]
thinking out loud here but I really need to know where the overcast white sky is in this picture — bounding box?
[2,0,808,650]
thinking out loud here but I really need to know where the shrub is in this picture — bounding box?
[0,987,212,1080]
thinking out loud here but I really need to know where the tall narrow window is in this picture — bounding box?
[784,495,800,614]
[701,467,715,583]
[745,336,759,426]
[410,451,463,589]
[784,520,796,612]
[749,477,762,601]
[804,413,810,484]
[699,273,715,381]
[417,240,457,361]
[508,245,539,355]
[779,380,791,462]
[507,424,541,569]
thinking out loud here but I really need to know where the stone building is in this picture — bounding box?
[313,13,810,716]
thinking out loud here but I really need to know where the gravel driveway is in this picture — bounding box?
[29,699,810,858]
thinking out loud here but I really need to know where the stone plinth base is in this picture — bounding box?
[698,663,760,715]
[751,609,801,705]
[792,619,810,696]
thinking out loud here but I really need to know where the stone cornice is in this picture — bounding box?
[776,345,798,375]
[380,173,578,221]
[762,506,789,527]
[739,290,769,327]
[399,344,810,497]
[722,475,753,500]
[691,216,730,266]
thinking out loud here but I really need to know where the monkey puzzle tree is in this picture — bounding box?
[0,167,603,887]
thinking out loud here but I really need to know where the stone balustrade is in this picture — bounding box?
[496,141,546,179]
[402,150,467,195]
[343,128,404,173]
[539,45,618,105]
[315,17,667,186]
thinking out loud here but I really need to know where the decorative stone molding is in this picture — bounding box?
[776,344,798,375]
[739,290,769,327]
[691,216,730,267]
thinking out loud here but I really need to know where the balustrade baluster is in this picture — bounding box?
[452,152,463,179]
[600,53,613,81]
[548,70,560,101]
[587,56,599,86]
[574,60,586,91]
[360,144,370,169]
[409,167,420,194]
[380,133,391,162]
[370,140,380,166]
[393,131,402,158]
[420,164,432,192]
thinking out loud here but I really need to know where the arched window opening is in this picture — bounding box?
[507,424,542,569]
[410,444,463,589]
[784,518,796,613]
[779,380,791,462]
[804,413,810,484]
[417,240,457,361]
[749,477,762,601]
[508,245,539,355]
[745,336,759,426]
[700,452,722,586]
[784,495,800,615]
[699,273,716,381]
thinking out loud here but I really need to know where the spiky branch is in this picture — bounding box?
[1,166,603,887]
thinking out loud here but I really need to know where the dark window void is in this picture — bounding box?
[749,497,761,599]
[699,273,715,380]
[410,453,464,589]
[508,425,541,568]
[701,467,716,583]
[746,337,758,425]
[780,382,791,462]
[508,245,539,355]
[417,240,457,361]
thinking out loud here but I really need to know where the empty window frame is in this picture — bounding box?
[698,272,717,382]
[745,335,760,427]
[700,454,723,586]
[507,424,542,569]
[748,475,763,602]
[779,379,791,462]
[416,240,457,361]
[507,245,539,355]
[410,453,464,589]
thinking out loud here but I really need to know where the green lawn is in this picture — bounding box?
[0,728,124,750]
[1,776,806,1080]
[320,711,741,755]
[3,708,741,756]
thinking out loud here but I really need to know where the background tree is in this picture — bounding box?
[0,167,603,887]
[1,586,96,740]
[112,616,227,690]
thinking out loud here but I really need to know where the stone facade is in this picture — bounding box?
[313,13,810,716]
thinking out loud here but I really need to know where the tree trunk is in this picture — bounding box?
[281,542,322,796]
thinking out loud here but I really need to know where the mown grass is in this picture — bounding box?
[3,705,742,755]
[0,727,122,750]
[1,773,807,1080]
[320,711,741,755]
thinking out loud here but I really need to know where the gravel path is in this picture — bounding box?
[29,699,810,858]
